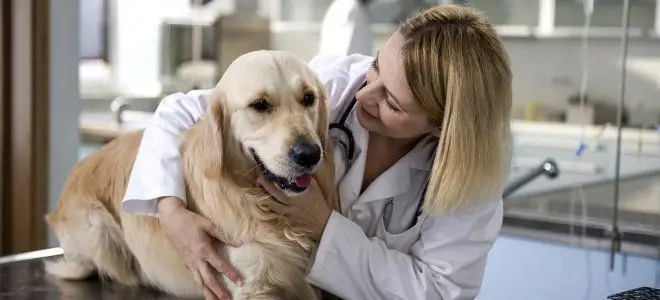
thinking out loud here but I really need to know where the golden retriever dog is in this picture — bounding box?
[44,50,339,300]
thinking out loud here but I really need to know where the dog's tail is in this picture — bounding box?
[44,257,96,280]
[44,204,96,280]
[44,199,140,287]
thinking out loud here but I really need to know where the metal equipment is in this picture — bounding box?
[503,159,561,199]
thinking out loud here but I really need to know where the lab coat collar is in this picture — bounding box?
[356,133,438,204]
[407,134,438,171]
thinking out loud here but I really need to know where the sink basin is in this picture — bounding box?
[505,170,660,233]
[79,110,153,142]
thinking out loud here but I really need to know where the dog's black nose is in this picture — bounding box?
[289,138,321,168]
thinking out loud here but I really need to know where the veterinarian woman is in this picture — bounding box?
[122,4,512,300]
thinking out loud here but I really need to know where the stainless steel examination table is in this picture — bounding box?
[3,159,658,299]
[0,159,559,300]
[0,248,181,299]
[1,248,659,299]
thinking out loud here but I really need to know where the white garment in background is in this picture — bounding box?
[122,53,503,300]
[319,0,373,56]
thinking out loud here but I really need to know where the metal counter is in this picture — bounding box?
[503,170,660,259]
[0,248,181,299]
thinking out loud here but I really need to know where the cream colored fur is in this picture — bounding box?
[44,50,339,300]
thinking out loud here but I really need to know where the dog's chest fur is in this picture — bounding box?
[179,122,317,297]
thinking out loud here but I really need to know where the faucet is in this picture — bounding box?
[503,158,560,199]
[110,97,129,125]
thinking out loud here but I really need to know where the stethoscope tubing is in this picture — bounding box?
[328,83,425,230]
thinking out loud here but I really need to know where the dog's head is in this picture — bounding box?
[207,50,331,196]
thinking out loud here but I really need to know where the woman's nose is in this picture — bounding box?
[357,81,383,106]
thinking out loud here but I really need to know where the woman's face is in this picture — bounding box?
[355,31,434,140]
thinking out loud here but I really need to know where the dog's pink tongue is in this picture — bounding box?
[293,174,312,188]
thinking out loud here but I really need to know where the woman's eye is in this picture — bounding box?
[384,98,400,112]
[302,92,316,107]
[250,99,271,112]
[371,59,378,70]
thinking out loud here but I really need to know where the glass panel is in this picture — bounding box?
[502,7,660,257]
[452,0,540,26]
[555,0,656,29]
[505,149,660,234]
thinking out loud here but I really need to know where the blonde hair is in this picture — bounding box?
[399,4,513,214]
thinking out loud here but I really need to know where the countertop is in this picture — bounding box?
[0,249,180,300]
[79,110,152,143]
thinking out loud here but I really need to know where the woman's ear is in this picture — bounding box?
[430,126,442,138]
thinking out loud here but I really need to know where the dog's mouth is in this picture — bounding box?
[251,150,313,194]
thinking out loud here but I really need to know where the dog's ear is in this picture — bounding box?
[315,84,331,158]
[313,80,341,212]
[209,88,227,128]
[204,90,227,180]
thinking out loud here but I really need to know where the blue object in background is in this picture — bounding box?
[575,141,587,157]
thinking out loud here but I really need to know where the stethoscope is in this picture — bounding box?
[328,83,426,230]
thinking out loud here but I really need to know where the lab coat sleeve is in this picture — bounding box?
[319,16,358,58]
[306,199,504,300]
[308,53,372,115]
[318,1,372,57]
[308,54,351,111]
[121,89,211,217]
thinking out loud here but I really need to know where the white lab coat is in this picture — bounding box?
[122,53,504,300]
[319,0,373,56]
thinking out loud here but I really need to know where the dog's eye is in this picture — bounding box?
[250,99,271,112]
[302,92,315,107]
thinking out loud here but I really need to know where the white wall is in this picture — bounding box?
[49,0,80,247]
[504,38,660,114]
[109,0,190,97]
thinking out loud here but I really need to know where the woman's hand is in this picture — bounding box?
[258,179,333,240]
[157,197,245,300]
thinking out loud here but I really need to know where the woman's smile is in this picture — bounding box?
[358,104,379,120]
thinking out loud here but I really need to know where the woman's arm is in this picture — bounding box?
[306,198,503,300]
[119,52,368,299]
[121,53,354,215]
[122,89,211,216]
[120,89,245,299]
